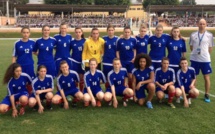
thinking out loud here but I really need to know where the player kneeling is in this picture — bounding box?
[52,61,83,109]
[0,63,31,117]
[104,58,133,108]
[132,54,155,109]
[155,57,176,108]
[83,58,106,107]
[28,65,54,113]
[175,57,199,108]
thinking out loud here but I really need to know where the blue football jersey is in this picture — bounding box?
[116,37,137,61]
[103,36,118,64]
[70,38,86,63]
[135,34,149,54]
[155,67,175,85]
[12,39,35,65]
[177,67,196,89]
[107,68,128,87]
[54,34,72,60]
[34,37,56,64]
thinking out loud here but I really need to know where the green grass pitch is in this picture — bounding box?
[0,39,215,134]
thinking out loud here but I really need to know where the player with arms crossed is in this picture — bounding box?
[104,58,133,108]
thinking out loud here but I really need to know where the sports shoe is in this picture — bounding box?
[164,94,169,99]
[108,101,112,106]
[146,101,153,109]
[96,100,102,107]
[19,107,25,115]
[123,101,127,107]
[168,103,176,108]
[204,94,210,103]
[176,98,180,103]
[188,98,192,105]
[66,96,72,102]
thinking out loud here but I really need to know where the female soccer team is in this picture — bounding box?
[0,23,199,117]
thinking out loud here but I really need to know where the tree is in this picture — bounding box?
[180,0,196,5]
[143,0,179,8]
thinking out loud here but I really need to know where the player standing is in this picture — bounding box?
[83,58,106,107]
[104,58,133,108]
[148,24,169,70]
[54,22,73,74]
[28,65,54,113]
[82,27,105,71]
[12,27,35,79]
[102,25,118,88]
[33,25,57,78]
[70,27,86,91]
[52,61,83,109]
[132,54,155,108]
[155,57,176,108]
[189,18,214,102]
[135,24,149,55]
[175,57,199,107]
[167,26,186,73]
[0,63,32,117]
[116,26,136,90]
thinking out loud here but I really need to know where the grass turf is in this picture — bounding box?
[0,39,215,134]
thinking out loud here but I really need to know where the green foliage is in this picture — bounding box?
[143,0,180,8]
[180,0,196,5]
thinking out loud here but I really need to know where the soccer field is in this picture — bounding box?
[0,39,215,134]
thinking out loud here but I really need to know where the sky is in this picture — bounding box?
[195,0,215,4]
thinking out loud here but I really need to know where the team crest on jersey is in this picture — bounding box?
[51,43,53,46]
[137,40,140,42]
[130,43,133,46]
[18,86,21,90]
[68,83,71,87]
[30,45,33,48]
[68,40,70,43]
[12,84,15,87]
[89,79,91,81]
[72,78,74,82]
[189,75,191,78]
[153,40,156,42]
[41,43,44,46]
[97,77,100,81]
[58,39,61,42]
[180,44,182,47]
[121,42,124,45]
[137,74,140,77]
[20,46,23,48]
[163,39,165,42]
[141,42,145,46]
[168,76,170,79]
[113,42,116,45]
[38,86,41,88]
[113,78,116,80]
[122,76,124,79]
[74,44,76,46]
[170,42,172,45]
[145,39,148,42]
[22,82,25,85]
[62,81,65,83]
[147,74,149,77]
[47,83,49,86]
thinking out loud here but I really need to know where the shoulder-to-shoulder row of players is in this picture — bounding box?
[0,18,214,117]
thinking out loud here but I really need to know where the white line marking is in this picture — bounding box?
[199,90,215,98]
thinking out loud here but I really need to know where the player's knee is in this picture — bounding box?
[28,98,36,107]
[104,93,112,102]
[76,92,84,100]
[52,97,59,104]
[19,96,28,105]
[83,94,91,102]
[168,85,175,93]
[157,92,164,99]
[97,92,104,100]
[148,83,155,90]
[0,105,7,114]
[175,88,182,97]
[46,92,54,100]
[138,99,145,106]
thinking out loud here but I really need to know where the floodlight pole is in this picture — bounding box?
[6,0,9,24]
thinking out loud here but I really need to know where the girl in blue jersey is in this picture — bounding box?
[54,22,73,74]
[135,24,149,55]
[104,58,133,108]
[175,57,199,108]
[52,61,83,109]
[0,63,32,117]
[148,24,170,70]
[33,25,57,78]
[70,27,86,91]
[132,54,155,108]
[155,57,176,108]
[103,25,118,88]
[116,26,136,90]
[28,65,54,113]
[83,58,106,107]
[167,26,186,73]
[12,27,35,94]
[12,27,35,80]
